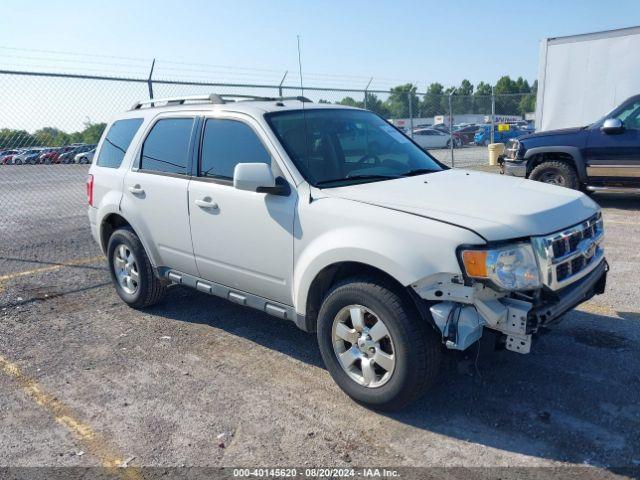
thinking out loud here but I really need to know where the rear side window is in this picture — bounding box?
[200,119,271,179]
[140,118,193,175]
[96,118,143,168]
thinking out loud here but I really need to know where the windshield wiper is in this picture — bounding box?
[399,168,440,177]
[315,174,400,186]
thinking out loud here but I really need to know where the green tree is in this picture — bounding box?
[0,122,106,150]
[385,83,418,118]
[420,82,444,118]
[80,122,106,144]
[473,81,493,114]
[494,75,521,116]
[338,96,363,108]
[363,92,390,117]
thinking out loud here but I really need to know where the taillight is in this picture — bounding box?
[86,174,94,206]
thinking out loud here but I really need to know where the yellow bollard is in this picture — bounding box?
[488,143,505,166]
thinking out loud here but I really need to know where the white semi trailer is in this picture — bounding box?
[535,25,640,132]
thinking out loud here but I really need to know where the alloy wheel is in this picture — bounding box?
[331,305,396,388]
[113,244,140,294]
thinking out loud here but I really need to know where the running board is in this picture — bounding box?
[586,186,640,194]
[157,267,300,326]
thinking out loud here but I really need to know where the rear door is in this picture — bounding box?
[585,98,640,184]
[120,115,199,275]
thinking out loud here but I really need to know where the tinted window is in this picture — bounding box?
[140,118,193,175]
[616,100,640,130]
[96,118,143,168]
[200,119,271,179]
[267,109,443,187]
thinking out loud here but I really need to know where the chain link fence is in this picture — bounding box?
[0,68,535,281]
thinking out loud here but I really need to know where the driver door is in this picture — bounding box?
[188,115,297,305]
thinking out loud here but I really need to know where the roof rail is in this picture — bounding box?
[130,94,312,110]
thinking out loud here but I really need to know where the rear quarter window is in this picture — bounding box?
[96,118,144,168]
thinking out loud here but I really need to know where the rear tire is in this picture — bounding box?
[529,160,579,189]
[107,227,166,308]
[316,275,441,411]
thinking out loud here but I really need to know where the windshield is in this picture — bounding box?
[265,108,444,187]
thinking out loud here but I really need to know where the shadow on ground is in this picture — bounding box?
[593,193,640,210]
[147,286,639,473]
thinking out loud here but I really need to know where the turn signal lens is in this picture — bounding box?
[462,244,541,291]
[462,250,488,278]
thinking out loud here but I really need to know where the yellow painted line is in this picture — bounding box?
[0,255,104,283]
[0,354,140,478]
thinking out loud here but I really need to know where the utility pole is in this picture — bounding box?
[408,91,414,139]
[490,86,496,144]
[364,77,373,110]
[449,90,455,167]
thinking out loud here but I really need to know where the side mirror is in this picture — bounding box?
[601,118,624,134]
[233,163,289,195]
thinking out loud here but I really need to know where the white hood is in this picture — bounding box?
[323,169,599,241]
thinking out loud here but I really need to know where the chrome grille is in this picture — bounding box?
[531,213,604,290]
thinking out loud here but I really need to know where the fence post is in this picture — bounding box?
[408,91,414,139]
[490,86,495,144]
[278,71,288,97]
[449,91,455,168]
[363,77,373,110]
[147,58,155,101]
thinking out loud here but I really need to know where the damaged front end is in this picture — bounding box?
[412,214,608,354]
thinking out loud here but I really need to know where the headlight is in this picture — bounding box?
[461,243,541,291]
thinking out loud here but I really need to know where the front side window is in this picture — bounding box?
[615,100,640,130]
[140,118,193,175]
[200,119,271,179]
[96,118,143,168]
[266,109,444,187]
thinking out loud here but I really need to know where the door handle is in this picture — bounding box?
[195,198,219,210]
[128,185,145,195]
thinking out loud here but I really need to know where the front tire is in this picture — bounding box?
[316,276,441,410]
[529,160,579,189]
[107,227,167,308]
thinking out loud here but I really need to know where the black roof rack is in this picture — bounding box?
[130,94,312,110]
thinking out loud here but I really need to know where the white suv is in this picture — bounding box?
[88,94,607,410]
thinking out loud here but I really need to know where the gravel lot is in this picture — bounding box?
[0,164,639,478]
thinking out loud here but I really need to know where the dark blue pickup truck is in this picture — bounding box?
[500,94,640,192]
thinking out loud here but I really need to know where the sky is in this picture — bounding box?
[3,0,640,91]
[1,0,640,133]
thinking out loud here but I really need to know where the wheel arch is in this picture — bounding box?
[524,146,587,183]
[298,260,437,335]
[100,212,133,254]
[99,212,158,267]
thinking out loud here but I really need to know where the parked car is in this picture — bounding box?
[23,148,49,164]
[412,128,453,149]
[11,148,45,165]
[58,144,94,164]
[453,124,479,145]
[500,93,640,192]
[0,149,20,165]
[474,124,523,146]
[75,148,95,164]
[38,147,62,164]
[430,123,450,133]
[89,94,606,410]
